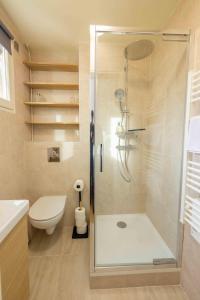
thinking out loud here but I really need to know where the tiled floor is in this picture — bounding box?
[95,214,174,266]
[29,226,188,300]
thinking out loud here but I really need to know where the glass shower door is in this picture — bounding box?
[91,27,189,268]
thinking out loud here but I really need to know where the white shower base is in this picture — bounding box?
[95,213,175,267]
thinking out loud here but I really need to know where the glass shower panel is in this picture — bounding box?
[93,31,188,267]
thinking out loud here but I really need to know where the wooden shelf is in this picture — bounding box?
[24,82,79,90]
[24,60,79,140]
[24,102,79,108]
[25,121,79,127]
[24,61,78,72]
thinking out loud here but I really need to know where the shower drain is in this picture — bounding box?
[117,221,127,228]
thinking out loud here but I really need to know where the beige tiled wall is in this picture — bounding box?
[95,40,148,215]
[25,43,90,225]
[144,38,188,255]
[0,6,31,200]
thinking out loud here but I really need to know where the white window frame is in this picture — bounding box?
[0,45,15,112]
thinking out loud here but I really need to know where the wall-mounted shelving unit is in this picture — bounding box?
[24,61,79,142]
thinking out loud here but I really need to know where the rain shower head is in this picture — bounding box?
[124,39,154,60]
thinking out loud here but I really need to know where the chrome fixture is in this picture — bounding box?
[115,39,154,183]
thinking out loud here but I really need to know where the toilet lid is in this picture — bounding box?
[29,195,66,221]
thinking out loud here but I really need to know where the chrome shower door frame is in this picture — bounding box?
[89,25,190,275]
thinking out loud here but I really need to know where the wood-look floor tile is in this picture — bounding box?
[29,256,60,300]
[29,227,189,300]
[29,226,86,257]
[55,245,90,299]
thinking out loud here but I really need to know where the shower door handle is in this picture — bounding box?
[100,144,103,172]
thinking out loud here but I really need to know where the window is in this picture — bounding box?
[0,44,14,110]
[0,45,10,100]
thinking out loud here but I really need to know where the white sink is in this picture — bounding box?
[0,200,29,243]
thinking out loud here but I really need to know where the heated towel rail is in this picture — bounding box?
[181,70,200,244]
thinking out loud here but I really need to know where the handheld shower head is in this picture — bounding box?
[114,88,125,102]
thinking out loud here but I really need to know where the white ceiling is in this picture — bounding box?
[0,0,180,52]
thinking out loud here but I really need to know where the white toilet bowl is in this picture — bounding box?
[29,195,66,235]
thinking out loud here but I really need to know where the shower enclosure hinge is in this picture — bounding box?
[153,258,177,265]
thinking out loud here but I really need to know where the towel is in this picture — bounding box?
[187,116,200,153]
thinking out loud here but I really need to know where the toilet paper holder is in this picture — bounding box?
[73,179,84,208]
[72,179,88,239]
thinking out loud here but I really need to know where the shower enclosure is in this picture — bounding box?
[90,26,189,271]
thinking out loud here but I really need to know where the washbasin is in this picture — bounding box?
[0,200,29,243]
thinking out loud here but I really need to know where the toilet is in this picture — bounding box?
[29,195,66,235]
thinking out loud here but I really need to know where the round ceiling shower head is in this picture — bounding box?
[124,39,154,60]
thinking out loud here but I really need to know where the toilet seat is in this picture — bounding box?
[29,195,66,221]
